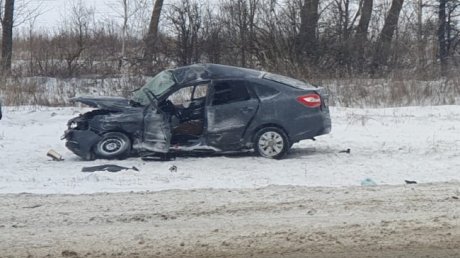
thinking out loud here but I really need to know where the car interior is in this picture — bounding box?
[159,84,208,145]
[160,81,252,146]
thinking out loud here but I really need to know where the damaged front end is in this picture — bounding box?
[63,97,144,160]
[63,110,106,160]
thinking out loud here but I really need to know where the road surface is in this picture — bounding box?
[1,183,459,257]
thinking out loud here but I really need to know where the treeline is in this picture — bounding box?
[4,0,460,80]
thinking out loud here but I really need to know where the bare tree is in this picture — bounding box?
[0,0,46,74]
[168,0,202,66]
[219,0,259,67]
[438,0,447,74]
[1,0,14,73]
[355,0,373,44]
[107,0,147,70]
[201,5,222,64]
[298,0,320,62]
[5,0,460,80]
[326,0,363,74]
[372,0,405,69]
[354,0,373,71]
[55,0,94,77]
[143,0,164,72]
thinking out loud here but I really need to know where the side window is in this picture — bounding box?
[168,86,193,106]
[212,81,250,106]
[253,83,280,99]
[193,84,208,100]
[168,84,209,107]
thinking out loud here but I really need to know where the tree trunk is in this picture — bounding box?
[354,0,373,72]
[143,0,164,73]
[372,0,404,69]
[416,0,424,72]
[2,0,15,74]
[298,0,319,61]
[120,0,128,68]
[237,0,247,67]
[355,0,373,42]
[438,0,447,75]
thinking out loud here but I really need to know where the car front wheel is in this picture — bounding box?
[94,132,131,159]
[254,127,289,159]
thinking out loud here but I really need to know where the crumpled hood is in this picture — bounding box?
[71,96,132,111]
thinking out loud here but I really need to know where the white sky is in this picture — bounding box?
[22,0,221,31]
[20,0,118,30]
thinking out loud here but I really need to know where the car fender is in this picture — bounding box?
[65,129,102,160]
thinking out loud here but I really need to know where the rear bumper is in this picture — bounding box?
[318,113,332,135]
[64,129,101,160]
[290,111,331,142]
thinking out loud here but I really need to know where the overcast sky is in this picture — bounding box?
[20,0,120,30]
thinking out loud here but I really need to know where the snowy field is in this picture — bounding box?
[0,105,459,194]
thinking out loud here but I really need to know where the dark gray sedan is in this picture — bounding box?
[63,64,331,160]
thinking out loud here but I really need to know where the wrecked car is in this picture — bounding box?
[63,64,331,160]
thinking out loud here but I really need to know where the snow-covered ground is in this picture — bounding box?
[0,105,459,194]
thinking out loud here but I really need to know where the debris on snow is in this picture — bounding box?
[169,165,178,173]
[81,165,139,173]
[22,204,43,209]
[404,180,417,185]
[361,178,377,186]
[46,149,64,161]
[339,148,351,154]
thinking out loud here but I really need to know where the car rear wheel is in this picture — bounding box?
[94,132,131,159]
[254,127,289,159]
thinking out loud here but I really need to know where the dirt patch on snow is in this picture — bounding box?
[1,183,459,257]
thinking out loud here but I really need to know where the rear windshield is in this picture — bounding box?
[263,73,315,89]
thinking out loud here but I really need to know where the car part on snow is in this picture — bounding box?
[46,149,64,161]
[254,127,290,159]
[81,164,139,173]
[94,132,131,159]
[169,165,177,173]
[361,178,377,186]
[405,180,417,184]
[339,148,351,154]
[22,204,43,209]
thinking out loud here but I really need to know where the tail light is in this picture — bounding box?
[296,94,321,108]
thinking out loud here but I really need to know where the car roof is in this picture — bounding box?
[171,64,263,85]
[170,63,318,91]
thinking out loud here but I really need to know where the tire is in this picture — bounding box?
[254,127,290,159]
[94,132,131,159]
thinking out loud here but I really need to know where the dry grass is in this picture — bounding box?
[1,75,459,108]
[0,75,146,106]
[320,77,460,108]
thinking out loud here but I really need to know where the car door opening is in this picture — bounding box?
[164,84,208,146]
